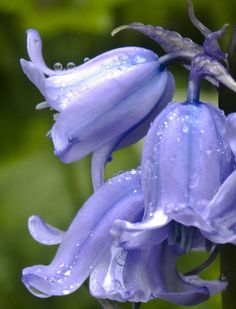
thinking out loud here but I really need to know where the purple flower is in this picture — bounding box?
[20,29,174,189]
[113,97,236,252]
[22,169,226,305]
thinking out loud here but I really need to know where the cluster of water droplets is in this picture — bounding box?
[53,62,76,71]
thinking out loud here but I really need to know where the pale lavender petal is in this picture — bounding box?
[28,215,64,245]
[141,101,234,220]
[90,242,225,304]
[51,67,169,163]
[116,71,175,149]
[200,170,236,244]
[113,208,169,233]
[20,59,46,95]
[162,170,236,244]
[226,113,236,156]
[91,71,174,190]
[111,224,169,249]
[91,137,120,191]
[22,169,144,297]
[42,46,161,111]
[26,29,56,76]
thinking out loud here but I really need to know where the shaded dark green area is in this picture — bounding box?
[0,0,235,308]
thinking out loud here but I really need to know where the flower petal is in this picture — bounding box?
[41,46,161,111]
[201,170,236,244]
[141,102,233,217]
[90,241,226,305]
[115,71,175,149]
[28,215,64,245]
[26,29,56,76]
[91,137,120,191]
[226,112,236,156]
[110,225,169,250]
[22,169,144,297]
[51,66,170,162]
[20,59,46,95]
[163,170,236,244]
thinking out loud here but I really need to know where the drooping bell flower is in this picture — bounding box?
[20,29,175,189]
[21,168,226,305]
[112,49,236,253]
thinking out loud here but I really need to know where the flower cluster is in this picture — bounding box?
[20,0,236,307]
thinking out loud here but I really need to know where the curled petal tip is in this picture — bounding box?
[28,215,64,245]
[111,25,129,36]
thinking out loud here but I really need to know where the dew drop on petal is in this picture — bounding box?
[54,62,63,71]
[62,290,71,295]
[83,57,90,63]
[133,55,146,64]
[182,123,189,133]
[67,62,76,69]
[49,277,55,283]
[130,169,137,175]
[64,270,71,276]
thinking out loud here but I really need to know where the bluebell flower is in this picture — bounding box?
[112,54,236,252]
[22,169,226,305]
[20,29,174,189]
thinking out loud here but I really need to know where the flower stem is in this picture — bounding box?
[218,26,236,309]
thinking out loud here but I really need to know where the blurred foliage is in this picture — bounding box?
[0,0,234,308]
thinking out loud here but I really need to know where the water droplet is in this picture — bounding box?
[182,123,189,133]
[54,62,63,71]
[64,270,71,276]
[62,290,71,295]
[130,169,137,175]
[89,266,93,270]
[67,62,76,69]
[83,57,90,63]
[133,55,146,64]
[206,150,212,155]
[89,232,94,238]
[189,172,199,189]
[49,277,55,283]
[125,175,131,181]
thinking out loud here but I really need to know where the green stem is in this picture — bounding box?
[218,26,236,309]
[132,303,141,309]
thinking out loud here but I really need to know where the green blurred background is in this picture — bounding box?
[0,0,235,308]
